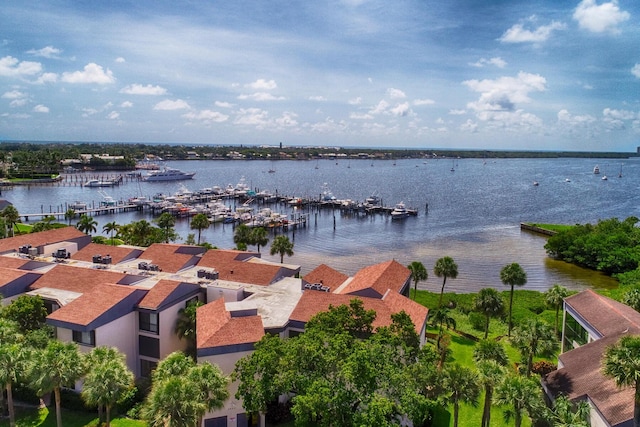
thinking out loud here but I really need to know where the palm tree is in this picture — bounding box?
[407,261,428,300]
[28,341,86,427]
[155,212,176,243]
[102,221,119,245]
[511,318,557,376]
[0,342,26,427]
[81,347,134,427]
[431,307,456,350]
[175,300,203,359]
[474,288,504,339]
[190,213,210,245]
[545,284,569,336]
[623,288,640,313]
[270,235,294,263]
[76,214,98,235]
[250,227,269,253]
[493,374,545,427]
[434,256,458,308]
[442,363,480,427]
[187,362,229,427]
[131,219,153,246]
[233,223,252,251]
[2,205,19,237]
[602,335,640,427]
[477,360,506,427]
[500,262,527,336]
[549,395,590,427]
[473,339,509,366]
[64,209,76,226]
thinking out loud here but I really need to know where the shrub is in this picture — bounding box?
[532,360,557,376]
[468,312,485,332]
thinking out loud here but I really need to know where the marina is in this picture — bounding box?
[1,157,636,293]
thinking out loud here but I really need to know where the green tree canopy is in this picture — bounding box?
[602,335,640,427]
[473,288,505,339]
[434,256,458,308]
[500,262,527,336]
[1,295,48,334]
[189,213,209,245]
[270,235,294,263]
[408,261,428,300]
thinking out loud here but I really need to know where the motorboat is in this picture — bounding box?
[593,165,600,174]
[144,167,195,181]
[84,179,116,187]
[390,202,409,220]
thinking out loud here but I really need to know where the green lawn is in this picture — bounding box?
[0,407,145,427]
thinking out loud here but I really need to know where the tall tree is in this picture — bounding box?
[473,339,509,367]
[602,335,640,427]
[407,261,428,300]
[270,235,294,263]
[493,374,545,427]
[548,395,590,427]
[102,221,119,245]
[29,341,86,427]
[473,288,504,339]
[434,256,458,308]
[623,288,640,313]
[233,223,252,250]
[76,214,98,235]
[250,227,269,253]
[189,213,209,245]
[477,360,506,427]
[441,363,480,427]
[0,322,25,427]
[1,295,48,334]
[187,362,229,427]
[81,347,134,427]
[2,205,19,237]
[174,299,203,360]
[64,209,76,226]
[430,307,456,351]
[511,318,557,376]
[154,212,175,243]
[500,262,527,336]
[544,284,569,336]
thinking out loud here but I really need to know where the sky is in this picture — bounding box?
[1,1,639,151]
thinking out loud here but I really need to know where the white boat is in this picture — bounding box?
[593,165,600,174]
[144,167,195,181]
[390,202,409,220]
[602,175,608,181]
[84,178,117,187]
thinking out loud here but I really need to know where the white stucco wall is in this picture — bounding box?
[96,312,138,376]
[158,302,188,358]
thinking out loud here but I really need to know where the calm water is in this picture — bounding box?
[5,157,637,293]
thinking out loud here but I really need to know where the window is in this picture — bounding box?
[563,314,588,350]
[140,359,157,378]
[185,296,199,307]
[204,416,228,427]
[139,335,160,359]
[139,311,159,334]
[72,330,95,346]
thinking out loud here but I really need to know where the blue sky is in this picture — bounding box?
[1,0,639,151]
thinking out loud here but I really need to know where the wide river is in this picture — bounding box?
[4,156,638,293]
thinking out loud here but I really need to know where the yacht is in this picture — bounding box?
[593,165,600,174]
[390,202,409,220]
[84,179,117,187]
[144,167,195,181]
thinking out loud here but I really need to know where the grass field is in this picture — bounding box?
[0,407,145,427]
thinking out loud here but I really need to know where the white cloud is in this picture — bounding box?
[275,111,298,128]
[603,108,636,120]
[449,109,466,115]
[390,102,411,117]
[464,71,547,113]
[573,0,629,34]
[120,84,167,95]
[107,111,119,120]
[348,97,362,105]
[309,96,326,101]
[215,101,234,108]
[470,57,507,68]
[2,90,26,99]
[0,56,42,77]
[632,64,640,78]
[557,109,596,126]
[115,57,126,63]
[34,72,57,84]
[413,99,435,106]
[182,109,229,123]
[234,108,269,127]
[350,112,374,120]
[153,99,191,110]
[460,119,478,133]
[33,104,49,113]
[27,46,62,59]
[387,88,406,99]
[61,63,115,84]
[499,20,566,43]
[246,79,277,90]
[237,92,285,101]
[10,99,28,107]
[121,101,133,108]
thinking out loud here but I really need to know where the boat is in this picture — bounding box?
[84,179,117,187]
[143,167,195,181]
[533,181,539,186]
[593,165,600,174]
[602,175,608,181]
[390,202,409,220]
[619,163,623,178]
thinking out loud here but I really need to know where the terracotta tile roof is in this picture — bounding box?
[138,243,202,273]
[197,299,264,349]
[29,264,128,293]
[198,249,285,285]
[544,290,638,426]
[71,243,142,264]
[0,227,89,254]
[0,256,30,269]
[137,279,200,310]
[289,291,427,334]
[47,283,144,328]
[336,260,410,297]
[303,264,349,291]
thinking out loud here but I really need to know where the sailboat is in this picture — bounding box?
[618,163,623,178]
[450,159,455,172]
